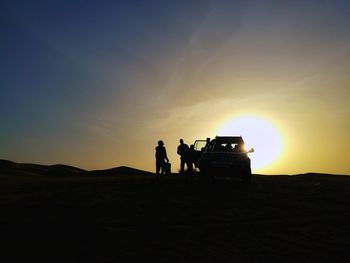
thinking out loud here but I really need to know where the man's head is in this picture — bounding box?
[180,139,184,144]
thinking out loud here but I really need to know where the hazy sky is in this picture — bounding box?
[1,0,349,174]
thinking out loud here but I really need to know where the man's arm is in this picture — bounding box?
[164,149,169,162]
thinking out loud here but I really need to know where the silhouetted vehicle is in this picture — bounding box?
[193,136,254,184]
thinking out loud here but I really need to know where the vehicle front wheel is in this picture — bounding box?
[242,166,252,185]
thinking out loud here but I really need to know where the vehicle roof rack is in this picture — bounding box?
[214,136,244,143]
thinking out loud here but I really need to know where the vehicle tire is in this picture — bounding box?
[242,166,252,185]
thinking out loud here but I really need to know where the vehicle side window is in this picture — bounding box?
[212,141,224,151]
[208,142,215,152]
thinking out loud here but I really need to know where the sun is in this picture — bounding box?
[216,116,283,171]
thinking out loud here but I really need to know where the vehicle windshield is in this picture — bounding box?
[211,141,245,152]
[194,140,207,151]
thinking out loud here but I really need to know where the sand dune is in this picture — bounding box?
[85,166,154,177]
[0,159,349,262]
[0,159,86,177]
[0,159,153,177]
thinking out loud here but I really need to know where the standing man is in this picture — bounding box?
[204,137,211,151]
[188,144,196,174]
[155,140,169,180]
[177,139,190,174]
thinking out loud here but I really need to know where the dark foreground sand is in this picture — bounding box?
[0,160,349,262]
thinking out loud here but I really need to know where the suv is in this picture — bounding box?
[193,136,253,183]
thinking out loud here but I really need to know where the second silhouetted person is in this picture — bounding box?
[177,139,191,174]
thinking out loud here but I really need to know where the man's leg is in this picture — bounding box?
[180,158,185,174]
[160,161,165,175]
[156,162,161,181]
[156,162,160,173]
[186,161,193,174]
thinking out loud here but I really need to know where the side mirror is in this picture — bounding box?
[247,147,254,153]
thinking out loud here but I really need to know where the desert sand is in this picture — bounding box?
[0,159,349,262]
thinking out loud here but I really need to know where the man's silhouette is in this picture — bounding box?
[155,140,169,180]
[204,137,211,151]
[177,139,190,174]
[187,144,196,174]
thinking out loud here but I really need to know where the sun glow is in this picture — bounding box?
[216,116,283,171]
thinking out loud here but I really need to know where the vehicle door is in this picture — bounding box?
[193,140,207,167]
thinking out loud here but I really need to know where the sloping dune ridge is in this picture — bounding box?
[0,159,153,177]
[0,159,349,262]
